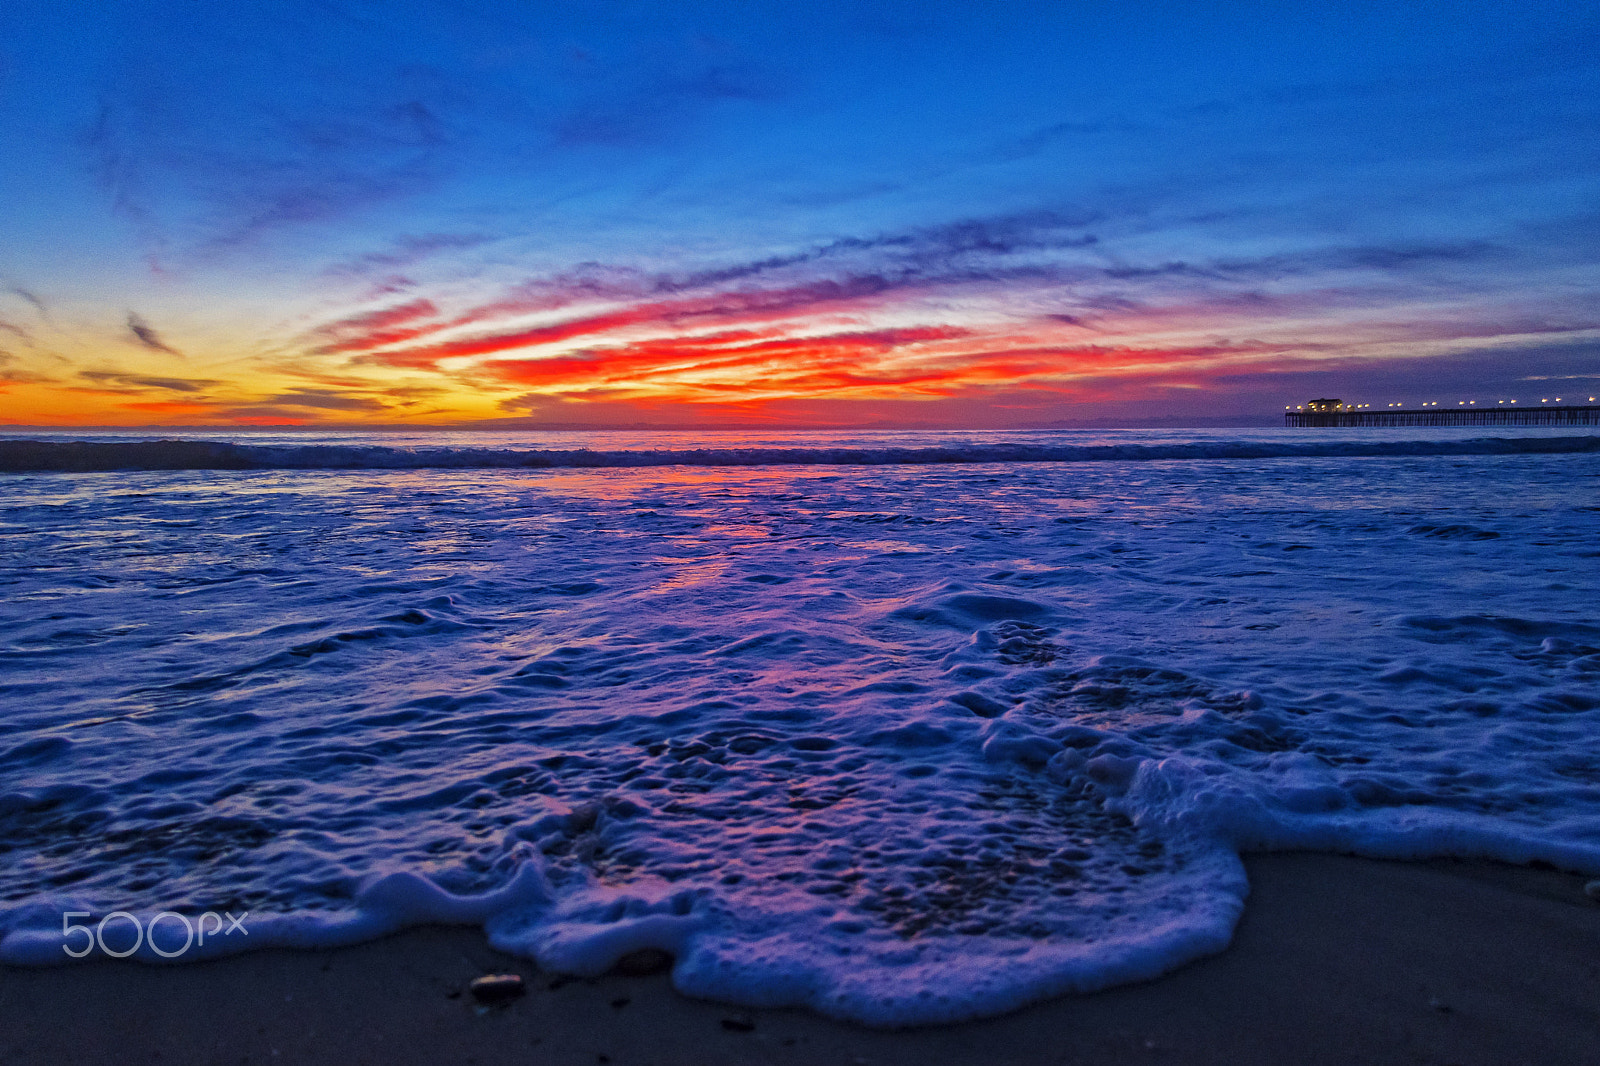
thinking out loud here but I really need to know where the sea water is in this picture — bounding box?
[1,427,1597,1024]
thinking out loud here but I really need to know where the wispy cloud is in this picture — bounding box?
[482,326,970,393]
[549,57,779,148]
[313,206,1561,392]
[265,387,391,411]
[76,369,218,393]
[125,313,182,355]
[322,233,491,278]
[5,286,48,318]
[83,63,467,257]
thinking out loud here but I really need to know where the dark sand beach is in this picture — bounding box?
[4,853,1597,1065]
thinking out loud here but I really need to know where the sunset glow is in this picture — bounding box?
[2,1,1595,427]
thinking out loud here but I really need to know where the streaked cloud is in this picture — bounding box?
[77,370,219,393]
[125,313,182,356]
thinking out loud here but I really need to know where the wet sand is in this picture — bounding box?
[3,853,1598,1065]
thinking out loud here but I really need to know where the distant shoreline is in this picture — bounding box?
[2,432,1597,473]
[0,418,1287,432]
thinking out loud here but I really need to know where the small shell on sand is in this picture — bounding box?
[468,973,526,1005]
[1583,880,1600,902]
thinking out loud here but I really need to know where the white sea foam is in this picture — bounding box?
[1,431,1597,1024]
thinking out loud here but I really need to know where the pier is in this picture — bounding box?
[1286,401,1600,428]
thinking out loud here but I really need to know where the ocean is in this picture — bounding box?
[1,426,1597,1024]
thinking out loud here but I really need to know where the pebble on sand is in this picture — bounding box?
[468,974,526,1005]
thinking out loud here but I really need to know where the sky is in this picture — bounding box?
[0,0,1596,428]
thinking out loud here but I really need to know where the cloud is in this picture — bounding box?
[547,43,782,148]
[77,370,218,392]
[338,212,1512,369]
[994,118,1142,163]
[209,406,311,424]
[5,287,48,317]
[125,313,182,355]
[265,387,391,411]
[346,276,939,368]
[70,9,794,262]
[481,326,970,393]
[0,352,52,389]
[645,211,1102,294]
[316,211,1110,365]
[322,208,1104,345]
[310,298,442,350]
[261,179,1600,424]
[322,233,492,278]
[85,102,156,240]
[83,59,468,256]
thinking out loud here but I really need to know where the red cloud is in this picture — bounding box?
[482,326,972,391]
[349,278,904,367]
[313,298,442,352]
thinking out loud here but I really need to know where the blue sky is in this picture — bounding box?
[1,0,1596,425]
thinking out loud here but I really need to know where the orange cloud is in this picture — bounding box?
[117,400,219,414]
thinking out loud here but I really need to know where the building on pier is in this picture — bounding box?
[1286,402,1600,427]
